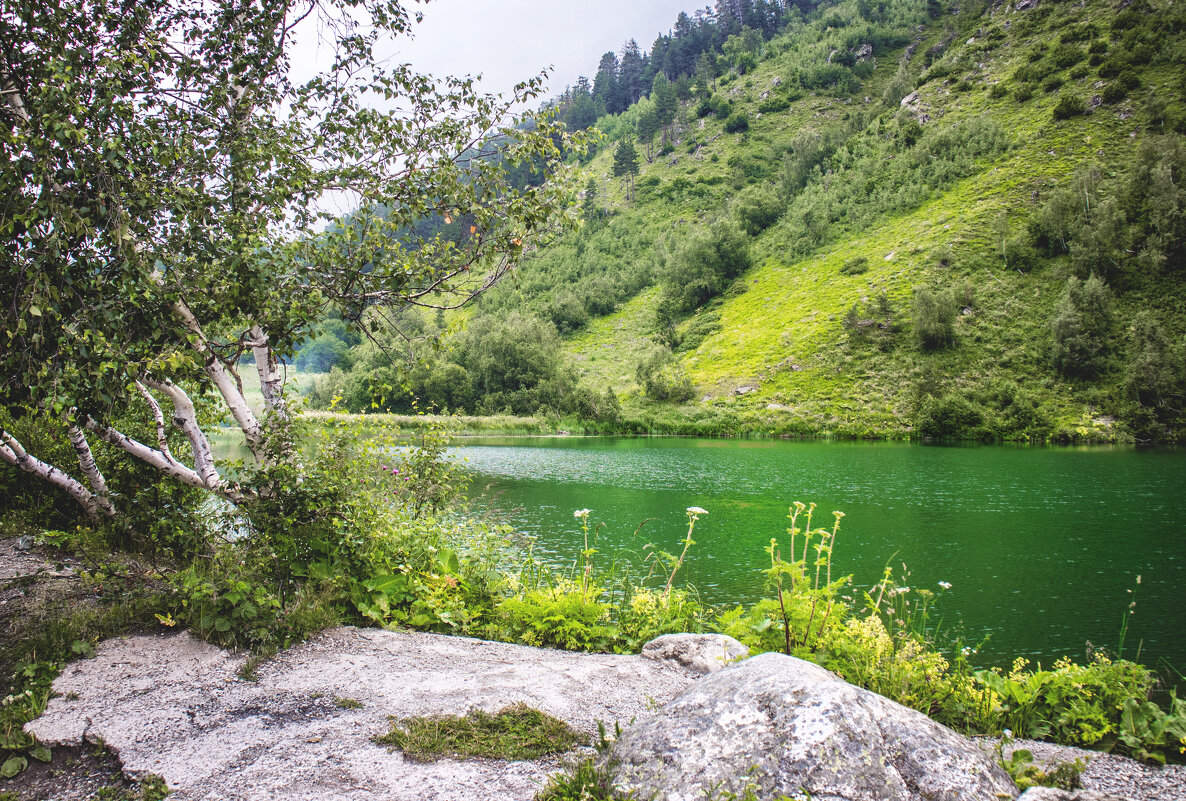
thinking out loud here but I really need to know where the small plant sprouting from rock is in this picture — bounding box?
[374,704,586,762]
[335,697,363,710]
[995,731,1089,790]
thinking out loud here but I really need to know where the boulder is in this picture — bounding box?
[642,634,749,676]
[611,652,1018,801]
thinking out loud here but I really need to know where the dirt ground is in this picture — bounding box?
[1,536,162,801]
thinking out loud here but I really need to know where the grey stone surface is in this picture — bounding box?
[1018,789,1129,801]
[641,633,749,675]
[611,651,1019,801]
[27,627,697,801]
[996,737,1186,801]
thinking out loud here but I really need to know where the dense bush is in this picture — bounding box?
[1052,95,1087,120]
[1124,312,1184,410]
[1051,275,1114,378]
[839,256,869,275]
[913,285,958,349]
[635,348,695,402]
[658,220,751,314]
[732,185,783,235]
[724,112,750,133]
[915,393,983,438]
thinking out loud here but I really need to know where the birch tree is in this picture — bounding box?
[0,0,584,522]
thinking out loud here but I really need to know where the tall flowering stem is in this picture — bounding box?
[573,508,593,601]
[664,507,707,600]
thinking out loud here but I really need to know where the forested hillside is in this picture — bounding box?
[310,0,1186,443]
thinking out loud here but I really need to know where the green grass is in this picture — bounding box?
[373,704,586,762]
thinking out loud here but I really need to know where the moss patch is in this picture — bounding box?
[374,704,586,762]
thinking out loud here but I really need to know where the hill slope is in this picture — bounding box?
[313,0,1186,442]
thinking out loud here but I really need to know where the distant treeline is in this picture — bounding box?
[546,0,817,132]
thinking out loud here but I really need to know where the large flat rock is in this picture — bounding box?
[28,627,698,801]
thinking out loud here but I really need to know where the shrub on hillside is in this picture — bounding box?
[913,285,957,349]
[915,393,984,438]
[724,112,750,134]
[1053,95,1087,121]
[659,220,751,314]
[839,256,869,275]
[635,349,695,402]
[1124,312,1184,409]
[732,185,783,235]
[1051,275,1114,378]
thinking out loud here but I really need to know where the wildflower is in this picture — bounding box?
[573,508,591,519]
[686,506,708,515]
[938,581,952,590]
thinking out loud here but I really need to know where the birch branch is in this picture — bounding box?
[66,425,116,518]
[0,429,113,520]
[135,381,176,463]
[155,276,263,456]
[84,419,245,504]
[248,325,288,421]
[142,377,222,488]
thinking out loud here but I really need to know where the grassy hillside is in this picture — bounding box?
[523,0,1186,441]
[312,0,1186,442]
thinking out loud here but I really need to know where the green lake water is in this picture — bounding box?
[451,436,1186,676]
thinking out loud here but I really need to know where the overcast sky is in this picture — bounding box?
[297,0,701,102]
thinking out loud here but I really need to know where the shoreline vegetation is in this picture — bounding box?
[298,408,1138,444]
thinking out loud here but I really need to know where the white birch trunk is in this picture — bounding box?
[0,429,112,520]
[249,325,288,421]
[135,381,176,463]
[142,378,222,488]
[66,425,116,518]
[85,420,244,504]
[166,292,264,455]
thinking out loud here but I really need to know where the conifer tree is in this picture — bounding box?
[619,40,647,105]
[637,107,660,162]
[613,140,640,201]
[652,74,679,146]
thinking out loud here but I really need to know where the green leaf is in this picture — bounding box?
[364,574,408,597]
[1,756,28,778]
[437,548,461,576]
[30,744,52,763]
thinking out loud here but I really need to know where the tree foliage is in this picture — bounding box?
[659,221,751,315]
[613,139,640,200]
[1051,275,1115,377]
[0,0,582,521]
[913,286,958,350]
